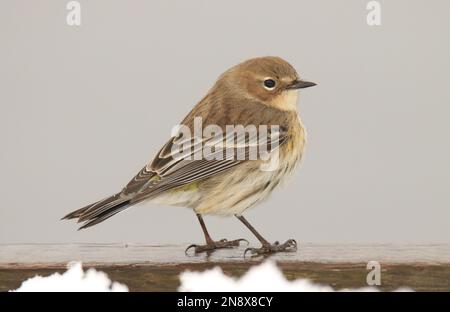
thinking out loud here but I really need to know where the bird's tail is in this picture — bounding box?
[62,193,132,230]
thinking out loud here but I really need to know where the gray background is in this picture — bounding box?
[1,0,449,245]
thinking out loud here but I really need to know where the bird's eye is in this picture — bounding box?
[263,78,276,90]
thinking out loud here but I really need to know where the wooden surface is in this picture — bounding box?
[1,243,450,291]
[2,243,450,267]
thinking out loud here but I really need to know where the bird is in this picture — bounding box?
[62,56,316,256]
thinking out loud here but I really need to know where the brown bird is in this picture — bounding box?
[62,56,316,256]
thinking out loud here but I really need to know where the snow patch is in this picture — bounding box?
[11,262,128,292]
[179,261,412,292]
[10,260,412,292]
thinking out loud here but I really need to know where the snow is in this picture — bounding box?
[179,261,412,292]
[11,262,128,292]
[10,260,411,292]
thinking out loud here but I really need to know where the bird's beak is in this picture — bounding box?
[286,79,317,90]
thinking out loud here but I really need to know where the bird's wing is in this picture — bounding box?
[121,126,288,200]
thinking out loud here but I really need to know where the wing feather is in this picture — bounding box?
[120,126,287,199]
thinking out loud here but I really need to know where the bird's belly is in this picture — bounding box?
[149,187,202,207]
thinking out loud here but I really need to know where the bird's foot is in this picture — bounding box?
[244,239,297,257]
[185,238,248,255]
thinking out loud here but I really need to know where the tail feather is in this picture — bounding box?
[78,194,123,222]
[77,201,132,230]
[62,193,132,230]
[61,203,95,220]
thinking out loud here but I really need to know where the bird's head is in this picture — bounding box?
[217,56,316,111]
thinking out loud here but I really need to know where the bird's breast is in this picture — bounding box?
[279,115,306,175]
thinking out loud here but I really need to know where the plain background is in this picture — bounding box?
[1,0,449,245]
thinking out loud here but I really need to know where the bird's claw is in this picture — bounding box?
[185,238,249,255]
[244,239,297,258]
[185,244,199,255]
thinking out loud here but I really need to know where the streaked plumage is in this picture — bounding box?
[63,56,315,255]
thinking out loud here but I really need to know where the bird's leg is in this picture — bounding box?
[236,215,297,257]
[185,214,248,254]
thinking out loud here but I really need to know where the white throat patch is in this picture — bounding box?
[272,90,299,111]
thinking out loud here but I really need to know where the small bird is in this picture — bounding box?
[63,56,316,256]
